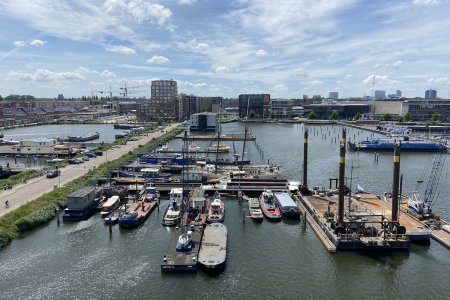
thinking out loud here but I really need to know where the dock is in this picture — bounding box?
[174,133,255,141]
[430,227,450,249]
[354,193,431,243]
[161,224,204,271]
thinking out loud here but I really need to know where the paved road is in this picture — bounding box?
[0,123,179,217]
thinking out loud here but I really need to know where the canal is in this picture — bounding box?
[0,122,449,299]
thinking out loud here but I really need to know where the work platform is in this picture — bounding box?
[174,133,255,141]
[161,224,204,272]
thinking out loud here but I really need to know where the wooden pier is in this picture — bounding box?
[161,224,204,271]
[174,133,255,141]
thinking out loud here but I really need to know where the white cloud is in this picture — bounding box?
[105,45,136,55]
[375,60,403,69]
[147,55,170,64]
[273,84,288,91]
[215,66,230,73]
[103,0,172,25]
[178,81,207,88]
[29,39,47,46]
[412,0,439,5]
[7,69,85,81]
[76,67,98,74]
[13,40,26,47]
[291,68,308,78]
[178,0,196,4]
[428,77,450,84]
[100,70,116,78]
[362,75,399,86]
[255,49,268,57]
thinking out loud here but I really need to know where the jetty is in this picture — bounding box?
[174,133,255,141]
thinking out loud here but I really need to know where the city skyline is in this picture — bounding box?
[1,0,450,99]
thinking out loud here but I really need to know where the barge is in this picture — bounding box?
[198,223,227,271]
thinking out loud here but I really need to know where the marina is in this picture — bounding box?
[1,122,450,299]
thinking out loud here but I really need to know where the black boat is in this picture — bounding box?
[67,132,100,142]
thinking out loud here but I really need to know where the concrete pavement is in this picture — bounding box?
[0,123,180,217]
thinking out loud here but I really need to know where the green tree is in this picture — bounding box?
[330,111,339,120]
[397,116,404,123]
[383,113,393,121]
[288,110,297,119]
[431,113,441,122]
[307,111,318,119]
[270,111,275,119]
[0,95,3,101]
[354,112,362,120]
[248,111,256,119]
[404,113,411,122]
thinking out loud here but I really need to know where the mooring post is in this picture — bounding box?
[338,129,346,225]
[56,208,60,227]
[109,216,112,233]
[242,208,246,223]
[391,144,401,226]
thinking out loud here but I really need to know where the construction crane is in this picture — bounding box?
[120,83,146,98]
[98,85,113,100]
[408,150,447,218]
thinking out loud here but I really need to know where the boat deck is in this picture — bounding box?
[135,201,157,218]
[161,225,204,271]
[354,193,431,243]
[430,228,450,249]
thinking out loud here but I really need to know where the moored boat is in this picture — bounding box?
[63,187,98,221]
[67,132,100,142]
[198,223,227,271]
[118,186,159,228]
[247,197,263,222]
[274,192,300,220]
[205,143,231,153]
[259,190,281,220]
[100,195,120,217]
[207,192,225,223]
[348,138,447,152]
[162,188,183,226]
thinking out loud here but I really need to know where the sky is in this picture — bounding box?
[1,0,450,99]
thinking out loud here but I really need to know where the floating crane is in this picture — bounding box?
[408,150,447,218]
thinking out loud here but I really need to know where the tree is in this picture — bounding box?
[431,113,441,122]
[270,111,275,119]
[383,113,392,121]
[307,111,318,119]
[397,116,404,123]
[354,112,362,120]
[288,110,297,119]
[404,113,411,122]
[330,111,339,120]
[248,111,256,119]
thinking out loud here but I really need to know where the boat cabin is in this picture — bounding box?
[66,186,96,210]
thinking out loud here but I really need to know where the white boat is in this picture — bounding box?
[100,195,120,216]
[187,143,201,152]
[162,188,183,226]
[274,192,300,220]
[207,192,225,223]
[205,144,230,153]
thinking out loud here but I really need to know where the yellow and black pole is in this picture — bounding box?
[303,129,308,190]
[391,143,401,224]
[338,142,346,225]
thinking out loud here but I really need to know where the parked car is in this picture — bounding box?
[46,170,60,178]
[85,152,97,158]
[68,158,82,164]
[94,151,103,156]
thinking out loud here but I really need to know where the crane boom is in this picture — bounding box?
[423,151,446,211]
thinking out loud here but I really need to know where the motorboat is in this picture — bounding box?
[259,190,281,220]
[162,188,183,226]
[207,192,225,223]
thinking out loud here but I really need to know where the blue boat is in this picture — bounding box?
[118,186,160,228]
[348,138,447,152]
[138,154,193,165]
[117,167,171,180]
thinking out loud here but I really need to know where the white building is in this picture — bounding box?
[189,112,217,132]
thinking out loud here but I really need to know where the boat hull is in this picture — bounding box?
[63,204,98,221]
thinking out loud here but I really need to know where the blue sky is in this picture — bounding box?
[1,0,450,99]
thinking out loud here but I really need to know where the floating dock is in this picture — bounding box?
[161,224,204,272]
[353,193,431,243]
[175,133,255,141]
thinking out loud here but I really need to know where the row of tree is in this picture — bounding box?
[0,94,35,101]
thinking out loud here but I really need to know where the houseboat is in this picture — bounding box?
[63,187,99,221]
[0,138,79,157]
[274,192,300,220]
[66,132,99,142]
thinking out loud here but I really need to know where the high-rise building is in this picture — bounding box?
[396,90,402,97]
[137,80,178,122]
[328,92,339,99]
[238,94,270,118]
[374,90,386,100]
[425,89,437,99]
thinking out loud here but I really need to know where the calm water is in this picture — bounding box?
[1,122,449,299]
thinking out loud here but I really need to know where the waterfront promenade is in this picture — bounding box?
[0,123,179,217]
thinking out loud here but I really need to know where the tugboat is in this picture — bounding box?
[207,192,225,223]
[162,188,183,226]
[259,190,281,220]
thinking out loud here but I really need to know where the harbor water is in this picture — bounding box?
[1,122,449,299]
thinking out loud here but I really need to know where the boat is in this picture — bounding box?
[118,167,171,180]
[66,132,100,142]
[443,225,450,234]
[207,192,225,223]
[0,165,10,179]
[63,187,99,221]
[176,231,193,252]
[247,197,264,222]
[157,145,176,152]
[0,133,3,138]
[274,192,300,220]
[103,205,125,224]
[205,143,231,153]
[118,185,160,228]
[259,190,281,220]
[348,138,447,152]
[187,143,201,152]
[0,138,79,157]
[162,188,183,226]
[114,123,139,129]
[100,195,120,217]
[288,181,300,193]
[198,223,227,271]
